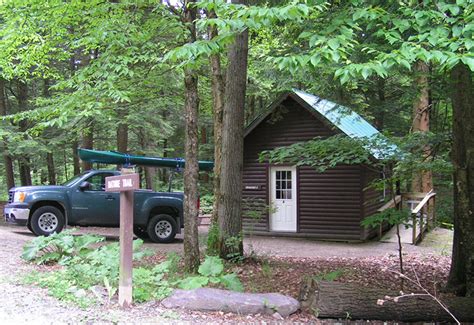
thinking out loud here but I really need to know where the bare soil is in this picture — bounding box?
[0,214,452,324]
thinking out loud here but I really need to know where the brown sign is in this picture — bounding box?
[105,173,140,192]
[105,172,139,308]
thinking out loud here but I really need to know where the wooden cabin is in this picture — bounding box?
[242,89,386,241]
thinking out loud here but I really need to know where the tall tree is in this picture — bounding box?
[16,80,32,186]
[217,0,249,258]
[208,10,226,253]
[182,0,201,273]
[0,78,15,190]
[411,61,432,193]
[447,63,474,296]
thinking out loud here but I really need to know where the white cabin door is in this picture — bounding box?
[269,167,297,232]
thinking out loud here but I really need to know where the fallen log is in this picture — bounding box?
[299,278,474,322]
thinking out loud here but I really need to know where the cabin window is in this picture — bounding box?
[275,170,292,200]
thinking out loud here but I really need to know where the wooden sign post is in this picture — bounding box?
[105,172,140,308]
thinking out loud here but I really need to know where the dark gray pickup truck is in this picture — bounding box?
[4,170,184,243]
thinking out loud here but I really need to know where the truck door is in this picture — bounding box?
[70,172,120,226]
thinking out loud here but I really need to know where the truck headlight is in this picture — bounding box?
[13,191,27,203]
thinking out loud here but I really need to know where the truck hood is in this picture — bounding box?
[9,185,68,192]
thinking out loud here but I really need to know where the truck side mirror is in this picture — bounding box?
[79,181,91,191]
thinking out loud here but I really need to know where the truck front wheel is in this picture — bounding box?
[30,206,65,236]
[147,214,177,243]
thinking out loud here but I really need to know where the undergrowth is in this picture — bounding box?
[22,231,243,308]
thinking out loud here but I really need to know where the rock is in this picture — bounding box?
[161,288,299,317]
[272,312,284,320]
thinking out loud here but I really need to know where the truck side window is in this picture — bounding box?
[86,173,113,191]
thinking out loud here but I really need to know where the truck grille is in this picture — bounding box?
[8,191,13,203]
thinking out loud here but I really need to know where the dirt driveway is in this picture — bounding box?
[0,220,452,323]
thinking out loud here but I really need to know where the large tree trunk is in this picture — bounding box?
[411,60,432,193]
[72,142,80,175]
[182,0,200,273]
[447,63,474,297]
[18,160,32,186]
[116,107,128,153]
[43,79,56,185]
[207,12,226,254]
[81,122,94,171]
[218,7,249,258]
[17,80,31,186]
[299,279,474,322]
[0,78,15,190]
[46,153,56,185]
[144,167,155,190]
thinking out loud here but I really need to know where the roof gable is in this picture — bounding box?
[245,89,389,159]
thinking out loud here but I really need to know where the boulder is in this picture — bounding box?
[161,288,299,317]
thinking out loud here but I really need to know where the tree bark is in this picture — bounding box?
[144,167,155,190]
[411,60,432,193]
[0,78,15,190]
[72,142,80,175]
[116,107,128,153]
[81,122,94,171]
[299,279,474,322]
[218,6,249,258]
[182,0,200,273]
[447,63,474,297]
[207,11,226,254]
[46,153,56,185]
[17,80,31,186]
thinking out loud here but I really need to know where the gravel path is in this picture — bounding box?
[0,219,451,324]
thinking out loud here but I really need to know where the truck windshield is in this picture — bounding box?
[62,172,88,186]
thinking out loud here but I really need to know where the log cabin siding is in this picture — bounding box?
[243,98,367,240]
[361,170,386,239]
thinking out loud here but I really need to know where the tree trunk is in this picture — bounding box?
[144,167,155,190]
[299,279,474,322]
[218,6,249,258]
[19,159,32,186]
[447,63,474,297]
[0,78,15,189]
[182,0,200,273]
[72,142,80,175]
[207,11,226,254]
[46,153,56,185]
[411,60,432,193]
[17,80,31,186]
[81,122,94,171]
[116,108,128,153]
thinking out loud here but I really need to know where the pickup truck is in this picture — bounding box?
[4,170,184,243]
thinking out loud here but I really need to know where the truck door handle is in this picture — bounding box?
[106,195,116,201]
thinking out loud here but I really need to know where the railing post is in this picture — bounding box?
[412,213,417,245]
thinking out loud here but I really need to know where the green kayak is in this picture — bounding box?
[78,148,214,171]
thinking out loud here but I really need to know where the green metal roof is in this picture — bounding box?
[292,89,380,139]
[245,89,393,160]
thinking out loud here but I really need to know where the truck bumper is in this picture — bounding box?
[4,205,30,226]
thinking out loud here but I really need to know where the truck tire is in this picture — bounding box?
[147,214,177,243]
[133,226,149,240]
[30,206,65,236]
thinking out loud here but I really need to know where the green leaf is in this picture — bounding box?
[220,274,244,292]
[198,256,224,277]
[178,276,209,290]
[327,39,340,51]
[461,56,474,71]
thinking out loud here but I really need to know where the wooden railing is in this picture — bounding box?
[375,191,436,244]
[407,190,437,244]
